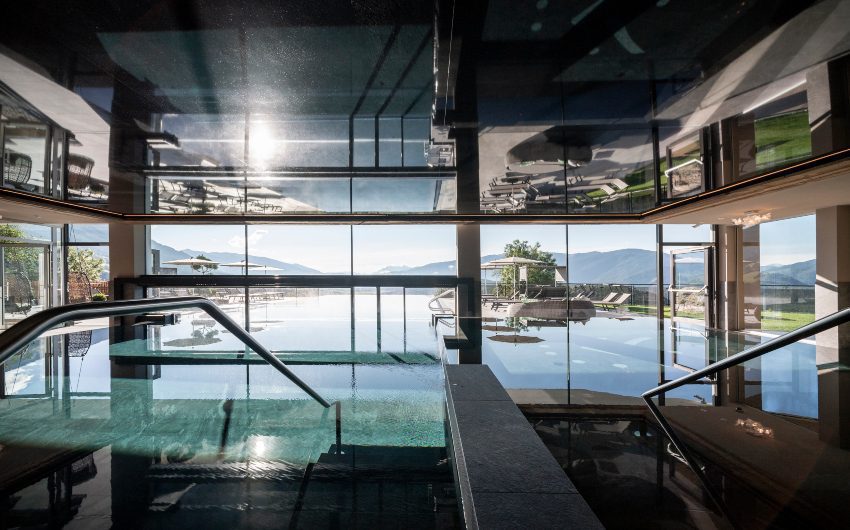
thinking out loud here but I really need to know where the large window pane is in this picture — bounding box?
[352,176,455,213]
[245,177,349,214]
[68,224,109,243]
[2,118,48,194]
[743,214,815,331]
[157,114,246,167]
[249,118,348,168]
[149,225,247,274]
[352,225,456,275]
[568,225,657,315]
[247,225,351,275]
[480,225,566,296]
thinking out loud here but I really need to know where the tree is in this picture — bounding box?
[191,254,218,275]
[67,247,105,281]
[0,224,41,280]
[497,240,556,296]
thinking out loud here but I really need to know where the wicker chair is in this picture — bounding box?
[66,330,93,358]
[67,154,95,195]
[67,271,93,304]
[4,270,35,315]
[3,152,32,187]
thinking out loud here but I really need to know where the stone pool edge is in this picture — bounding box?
[443,363,603,529]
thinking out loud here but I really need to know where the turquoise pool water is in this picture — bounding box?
[0,306,459,528]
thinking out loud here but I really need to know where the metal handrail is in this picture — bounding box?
[642,306,850,524]
[0,296,331,408]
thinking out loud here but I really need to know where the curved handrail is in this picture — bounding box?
[0,296,331,408]
[642,306,850,524]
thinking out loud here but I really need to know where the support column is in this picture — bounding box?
[816,205,850,448]
[716,225,747,405]
[807,57,850,156]
[716,225,744,331]
[456,224,481,363]
[448,0,485,364]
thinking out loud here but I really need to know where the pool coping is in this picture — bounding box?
[443,363,603,529]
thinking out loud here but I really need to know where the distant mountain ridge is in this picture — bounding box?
[146,239,815,285]
[375,249,816,285]
[151,241,320,274]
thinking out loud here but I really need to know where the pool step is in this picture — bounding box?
[140,445,459,528]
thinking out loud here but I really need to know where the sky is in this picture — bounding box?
[151,224,457,273]
[148,216,815,273]
[758,214,816,265]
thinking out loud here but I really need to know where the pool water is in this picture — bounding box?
[0,311,461,528]
[479,314,818,417]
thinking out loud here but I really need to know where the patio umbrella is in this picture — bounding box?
[482,256,545,267]
[221,260,264,273]
[163,257,220,267]
[481,257,545,296]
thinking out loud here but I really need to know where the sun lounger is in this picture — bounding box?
[588,292,618,306]
[598,293,631,310]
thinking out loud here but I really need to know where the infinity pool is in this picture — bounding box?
[479,314,818,417]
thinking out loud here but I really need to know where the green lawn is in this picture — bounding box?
[625,305,703,320]
[623,306,815,331]
[759,310,815,332]
[754,110,812,170]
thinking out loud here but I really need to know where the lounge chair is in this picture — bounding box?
[587,292,618,307]
[598,293,631,311]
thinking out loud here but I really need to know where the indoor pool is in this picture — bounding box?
[478,314,818,417]
[0,314,460,528]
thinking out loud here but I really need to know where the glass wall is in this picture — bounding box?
[743,215,816,332]
[1,105,50,195]
[66,224,109,302]
[352,225,456,275]
[247,225,351,275]
[148,225,247,275]
[149,173,455,215]
[0,223,55,330]
[567,225,658,314]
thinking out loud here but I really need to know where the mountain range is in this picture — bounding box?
[87,237,815,285]
[375,249,815,285]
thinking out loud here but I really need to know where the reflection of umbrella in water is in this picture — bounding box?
[482,325,517,332]
[487,334,544,344]
[164,336,222,347]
